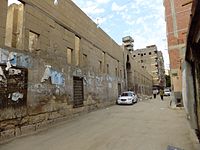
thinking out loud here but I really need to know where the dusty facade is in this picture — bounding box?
[131,45,165,89]
[125,51,152,96]
[0,0,152,141]
[184,0,200,140]
[122,36,153,95]
[164,0,192,105]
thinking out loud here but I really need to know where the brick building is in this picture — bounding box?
[0,0,152,141]
[164,0,192,104]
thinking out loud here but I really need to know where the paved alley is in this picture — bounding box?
[0,97,197,150]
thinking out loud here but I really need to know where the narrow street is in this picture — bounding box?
[0,97,196,150]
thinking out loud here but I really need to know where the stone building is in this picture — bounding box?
[131,45,165,89]
[122,36,153,95]
[164,0,192,105]
[157,51,166,87]
[0,0,152,141]
[124,50,153,96]
[122,36,134,52]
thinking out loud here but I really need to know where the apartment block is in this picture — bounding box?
[164,0,192,103]
[131,45,165,89]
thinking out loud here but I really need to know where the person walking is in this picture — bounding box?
[160,89,164,101]
[153,90,157,99]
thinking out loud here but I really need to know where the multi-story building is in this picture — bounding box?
[131,45,165,89]
[164,0,192,104]
[122,36,134,52]
[122,36,153,95]
[157,51,166,87]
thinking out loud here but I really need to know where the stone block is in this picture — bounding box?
[0,129,15,141]
[29,113,48,124]
[20,125,36,135]
[15,127,21,137]
[48,112,62,120]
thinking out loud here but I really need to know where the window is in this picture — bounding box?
[106,64,109,74]
[67,48,73,64]
[75,36,80,66]
[99,61,102,73]
[141,54,143,56]
[5,1,24,49]
[138,53,140,55]
[29,31,40,52]
[142,66,144,68]
[120,70,122,78]
[82,54,87,67]
[133,55,136,57]
[115,68,118,77]
[149,52,151,55]
[144,53,146,55]
[141,60,143,63]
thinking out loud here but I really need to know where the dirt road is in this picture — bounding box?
[0,97,197,150]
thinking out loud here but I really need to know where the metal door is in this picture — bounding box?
[73,76,84,108]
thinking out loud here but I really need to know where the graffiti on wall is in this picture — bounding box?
[0,48,32,68]
[0,48,30,109]
[0,65,28,109]
[41,65,65,86]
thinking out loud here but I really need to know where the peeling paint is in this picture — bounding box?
[0,66,6,81]
[8,52,17,66]
[73,68,82,77]
[11,92,23,101]
[0,49,32,69]
[18,54,32,68]
[41,65,52,82]
[41,65,65,86]
[8,68,22,75]
[0,49,9,63]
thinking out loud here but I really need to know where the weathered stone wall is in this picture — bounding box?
[0,0,152,142]
[124,50,153,96]
[0,0,126,141]
[0,0,7,47]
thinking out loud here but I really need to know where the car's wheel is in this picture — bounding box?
[131,100,134,105]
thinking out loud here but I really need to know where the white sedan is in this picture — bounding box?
[116,91,137,105]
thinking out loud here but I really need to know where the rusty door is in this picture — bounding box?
[73,76,84,108]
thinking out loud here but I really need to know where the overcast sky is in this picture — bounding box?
[9,0,169,69]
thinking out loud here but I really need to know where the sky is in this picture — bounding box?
[71,0,169,69]
[8,0,169,69]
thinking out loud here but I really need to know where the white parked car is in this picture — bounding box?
[164,89,171,96]
[116,91,137,105]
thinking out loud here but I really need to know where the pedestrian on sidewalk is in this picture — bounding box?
[153,90,157,99]
[160,89,164,101]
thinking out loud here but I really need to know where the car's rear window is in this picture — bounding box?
[121,93,132,96]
